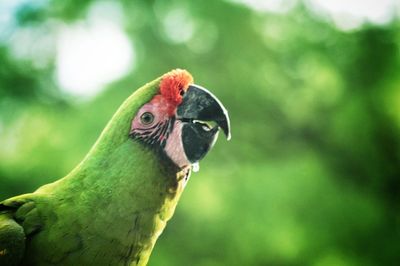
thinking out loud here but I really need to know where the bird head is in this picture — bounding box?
[129,69,230,169]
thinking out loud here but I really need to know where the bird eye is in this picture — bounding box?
[140,112,154,125]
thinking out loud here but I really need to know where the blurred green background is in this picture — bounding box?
[1,0,400,265]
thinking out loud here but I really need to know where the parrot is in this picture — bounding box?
[0,69,231,266]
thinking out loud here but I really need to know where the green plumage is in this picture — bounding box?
[0,77,188,265]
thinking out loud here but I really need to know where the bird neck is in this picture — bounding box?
[68,138,186,213]
[46,139,188,265]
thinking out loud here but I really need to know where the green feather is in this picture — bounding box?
[0,75,189,265]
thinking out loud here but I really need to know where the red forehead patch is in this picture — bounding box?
[159,69,193,107]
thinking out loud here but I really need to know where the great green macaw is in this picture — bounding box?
[0,69,230,266]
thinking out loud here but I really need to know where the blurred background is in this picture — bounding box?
[1,0,400,265]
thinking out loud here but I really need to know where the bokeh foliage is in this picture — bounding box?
[1,1,400,265]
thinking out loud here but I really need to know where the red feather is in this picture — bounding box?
[154,69,193,115]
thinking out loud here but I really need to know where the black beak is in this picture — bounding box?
[177,84,231,163]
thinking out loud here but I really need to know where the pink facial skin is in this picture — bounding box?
[163,120,190,168]
[130,99,191,169]
[130,98,171,131]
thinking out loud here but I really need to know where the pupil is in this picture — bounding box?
[141,112,153,124]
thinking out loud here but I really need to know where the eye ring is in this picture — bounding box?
[140,112,154,125]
